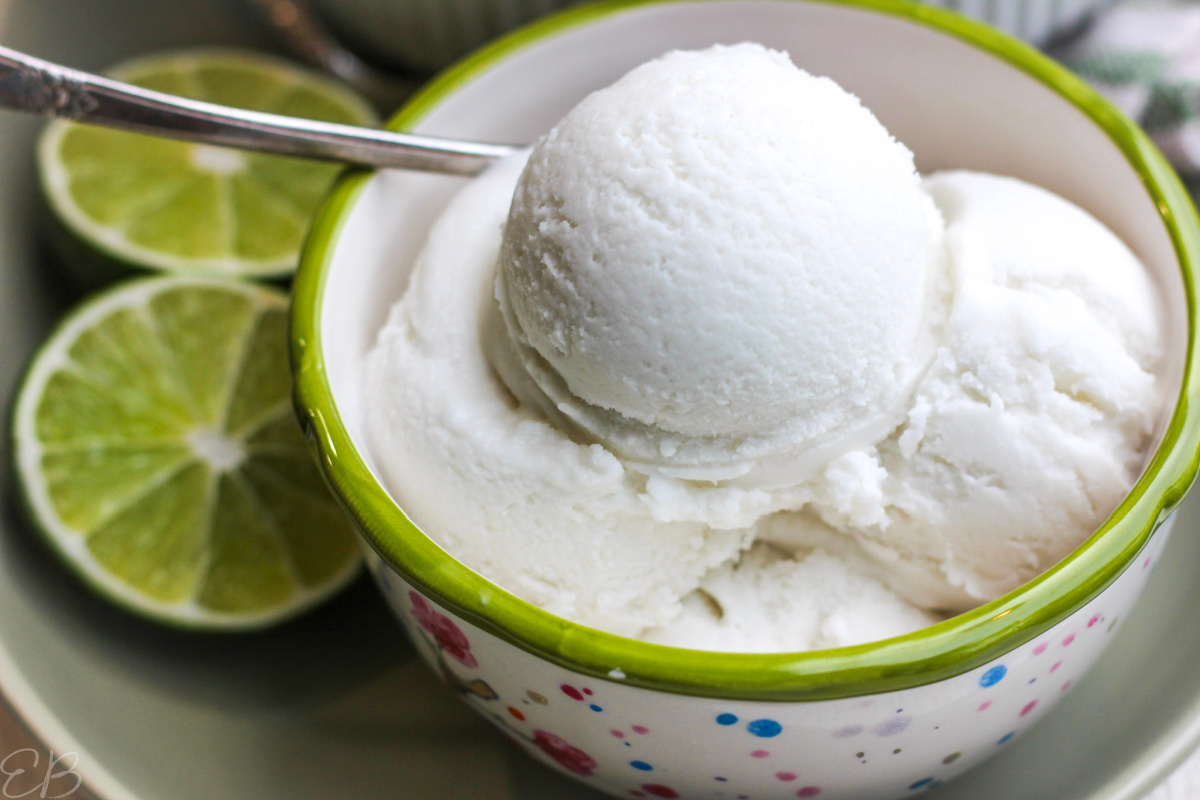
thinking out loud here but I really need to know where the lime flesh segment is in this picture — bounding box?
[147,286,257,425]
[12,277,360,629]
[42,445,192,533]
[38,49,378,279]
[196,473,296,613]
[223,308,291,437]
[86,461,214,604]
[241,453,359,586]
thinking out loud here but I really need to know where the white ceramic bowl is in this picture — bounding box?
[307,0,1115,72]
[291,2,1200,798]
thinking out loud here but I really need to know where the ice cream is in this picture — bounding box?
[783,171,1165,611]
[493,45,944,484]
[364,44,1165,652]
[644,542,940,652]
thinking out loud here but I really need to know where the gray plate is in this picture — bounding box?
[0,0,1198,798]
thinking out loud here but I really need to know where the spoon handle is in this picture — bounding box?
[0,45,515,175]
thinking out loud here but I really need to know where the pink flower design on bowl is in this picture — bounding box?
[409,591,478,668]
[532,730,597,777]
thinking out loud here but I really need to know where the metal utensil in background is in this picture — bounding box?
[0,45,515,175]
[244,0,416,112]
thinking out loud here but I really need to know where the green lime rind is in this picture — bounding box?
[12,275,361,631]
[36,48,378,285]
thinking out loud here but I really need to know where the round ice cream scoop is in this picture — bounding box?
[496,43,943,477]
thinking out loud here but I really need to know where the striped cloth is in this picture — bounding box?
[1056,1,1200,173]
[922,0,1118,44]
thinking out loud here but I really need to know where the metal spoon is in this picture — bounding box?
[0,45,515,176]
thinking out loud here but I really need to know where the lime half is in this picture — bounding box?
[11,276,360,630]
[37,48,377,281]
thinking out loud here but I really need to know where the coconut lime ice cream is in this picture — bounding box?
[363,44,1165,652]
[493,45,945,484]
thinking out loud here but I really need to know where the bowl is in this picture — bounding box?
[291,1,1200,798]
[306,0,1115,73]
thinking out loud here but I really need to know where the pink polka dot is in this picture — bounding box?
[751,750,770,759]
[776,772,797,781]
[1032,642,1047,656]
[1050,661,1062,674]
[798,788,822,798]
[1144,557,1152,570]
[1088,614,1101,628]
[1062,633,1076,647]
[641,785,679,799]
[1020,700,1038,717]
[611,730,625,738]
[560,684,583,701]
[632,725,650,735]
[977,701,992,712]
[583,688,594,696]
[1062,680,1073,692]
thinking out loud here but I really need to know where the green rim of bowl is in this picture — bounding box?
[293,0,1200,701]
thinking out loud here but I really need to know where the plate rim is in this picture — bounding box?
[0,0,1197,797]
[0,636,132,800]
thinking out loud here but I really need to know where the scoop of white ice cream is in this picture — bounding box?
[495,43,944,481]
[799,171,1165,609]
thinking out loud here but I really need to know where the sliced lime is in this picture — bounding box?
[11,276,360,629]
[37,48,378,281]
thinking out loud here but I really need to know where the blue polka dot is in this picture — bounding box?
[997,731,1015,745]
[979,665,1007,688]
[716,713,738,726]
[630,761,653,771]
[746,718,782,738]
[873,717,911,737]
[589,704,603,712]
[909,777,935,790]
